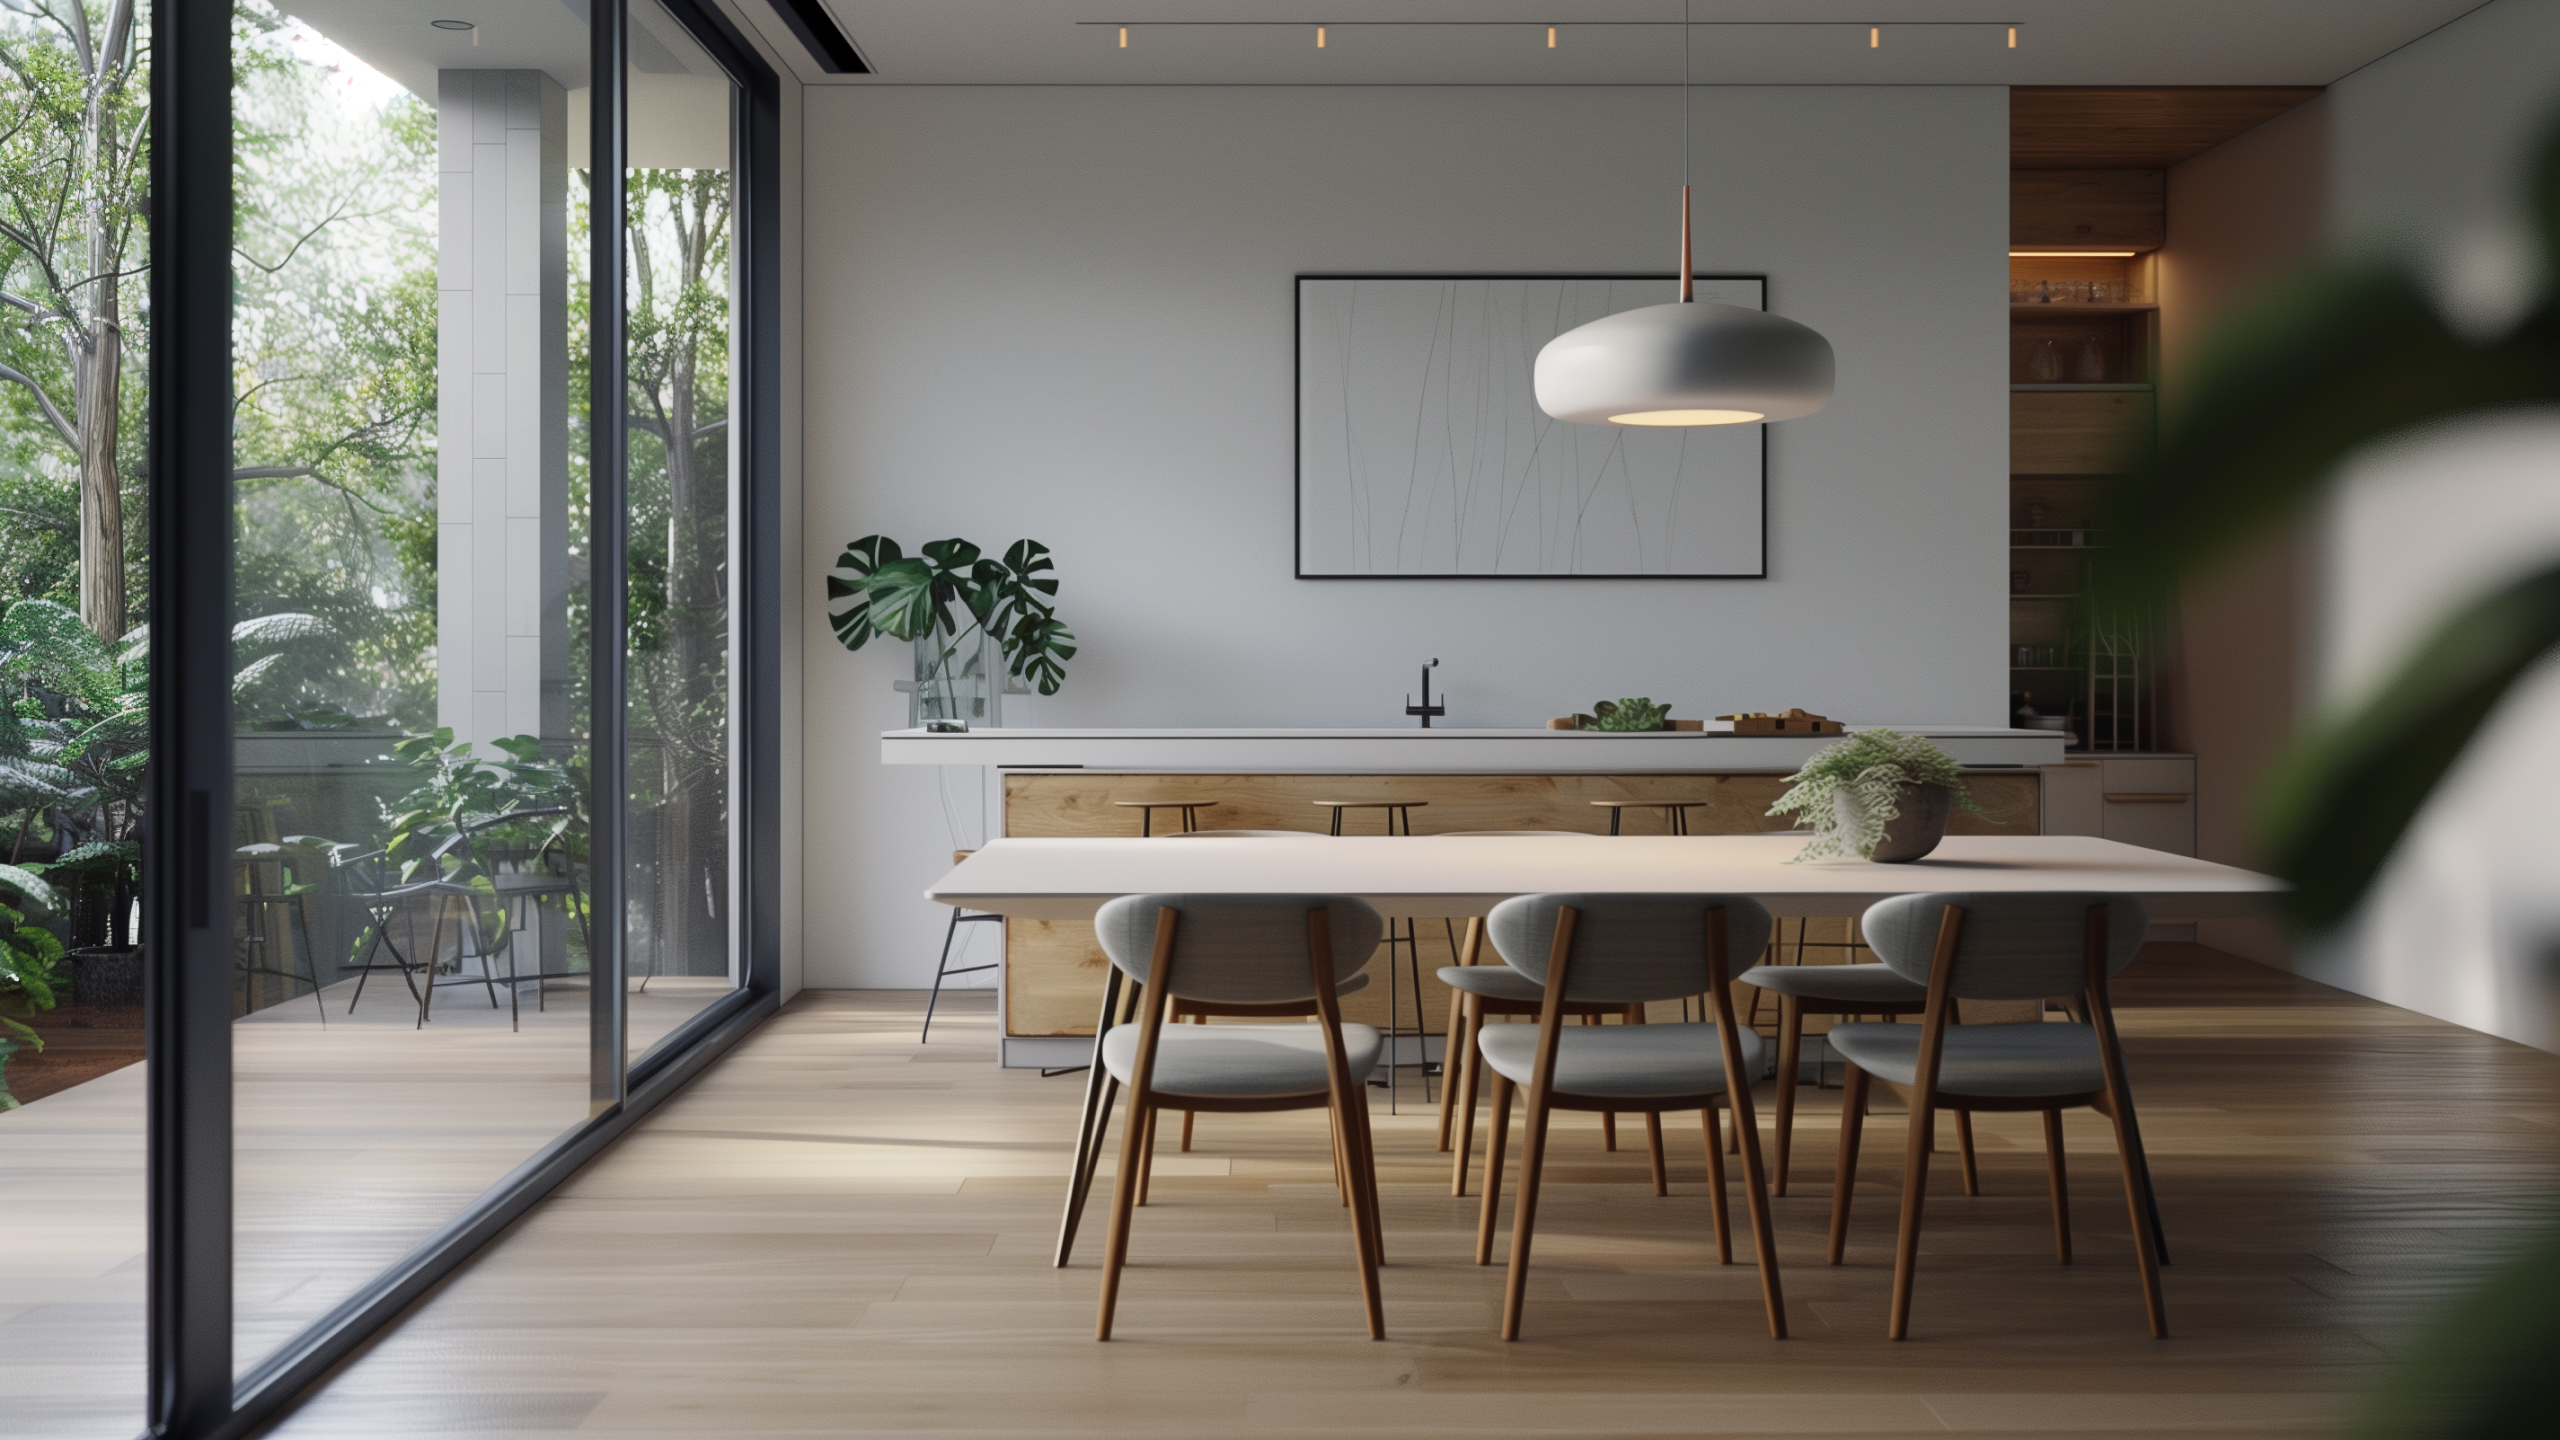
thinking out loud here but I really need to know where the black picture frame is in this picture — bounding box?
[1293,272,1772,581]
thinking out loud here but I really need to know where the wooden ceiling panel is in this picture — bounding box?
[2012,87,2323,169]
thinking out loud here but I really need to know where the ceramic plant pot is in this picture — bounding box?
[1833,782,1952,863]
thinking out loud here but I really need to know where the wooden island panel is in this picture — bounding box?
[999,770,2040,1038]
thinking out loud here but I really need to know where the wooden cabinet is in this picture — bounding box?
[2040,754,2194,857]
[2012,390,2154,473]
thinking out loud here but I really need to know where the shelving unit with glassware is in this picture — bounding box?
[2009,250,2160,753]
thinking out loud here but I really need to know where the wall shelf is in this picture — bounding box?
[2011,303,2159,315]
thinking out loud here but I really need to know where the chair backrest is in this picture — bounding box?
[1486,893,1774,1004]
[1092,893,1384,1005]
[1858,891,2150,1000]
[1156,830,1327,839]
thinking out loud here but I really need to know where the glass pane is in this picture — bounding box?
[0,3,150,1429]
[624,0,738,1064]
[230,0,592,1370]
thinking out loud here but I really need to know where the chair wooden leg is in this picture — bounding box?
[1347,1082,1386,1264]
[1702,1103,1731,1264]
[1828,1063,1870,1265]
[1095,1098,1152,1341]
[1331,1086,1386,1338]
[1499,1077,1556,1340]
[2105,1095,2169,1337]
[1724,1067,1790,1340]
[1137,1107,1159,1206]
[2043,1108,2072,1265]
[1436,983,1468,1151]
[1774,996,1803,1196]
[1644,1112,1668,1196]
[1589,1014,1617,1152]
[1887,1092,1934,1341]
[1180,1109,1196,1152]
[1955,1110,1980,1197]
[1476,1070,1513,1266]
[1330,1101,1353,1207]
[1450,999,1483,1196]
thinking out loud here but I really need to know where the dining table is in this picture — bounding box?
[923,832,2287,1269]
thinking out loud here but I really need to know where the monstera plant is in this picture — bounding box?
[827,537,1077,723]
[2101,105,2560,1440]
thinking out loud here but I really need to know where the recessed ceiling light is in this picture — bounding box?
[1315,25,1326,48]
[430,18,474,29]
[1546,26,1556,49]
[1869,26,1880,48]
[1118,25,1127,47]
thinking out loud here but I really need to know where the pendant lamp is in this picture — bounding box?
[1532,15,1835,427]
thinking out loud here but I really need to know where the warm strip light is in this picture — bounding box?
[1316,24,1326,47]
[2007,26,2017,47]
[1869,26,1880,47]
[1547,25,1556,48]
[2009,249,2138,258]
[1118,25,1127,47]
[1612,409,1764,427]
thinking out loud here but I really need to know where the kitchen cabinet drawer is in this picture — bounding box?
[2097,754,2194,855]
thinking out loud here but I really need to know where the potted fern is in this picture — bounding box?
[1768,729,1989,863]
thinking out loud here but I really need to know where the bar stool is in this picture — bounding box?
[1113,800,1215,836]
[1589,799,1708,835]
[1312,799,1434,1109]
[1313,799,1425,835]
[924,849,1001,1042]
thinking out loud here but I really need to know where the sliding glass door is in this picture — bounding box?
[68,1,781,1434]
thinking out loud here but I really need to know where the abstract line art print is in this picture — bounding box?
[1296,275,1768,579]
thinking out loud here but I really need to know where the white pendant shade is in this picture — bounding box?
[1533,300,1836,427]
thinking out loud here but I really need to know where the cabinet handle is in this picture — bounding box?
[2104,793,2189,804]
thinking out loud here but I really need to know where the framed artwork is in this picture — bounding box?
[1295,274,1769,579]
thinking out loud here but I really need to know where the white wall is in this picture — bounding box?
[2162,0,2560,1047]
[798,84,2010,987]
[2157,94,2330,968]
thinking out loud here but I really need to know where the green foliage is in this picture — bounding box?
[2099,109,2560,931]
[0,861,63,1073]
[361,728,583,949]
[2094,94,2560,1440]
[1584,698,1672,732]
[828,535,1079,697]
[1768,729,1987,862]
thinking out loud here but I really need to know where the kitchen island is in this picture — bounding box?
[883,725,2068,1066]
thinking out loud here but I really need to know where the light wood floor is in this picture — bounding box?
[0,976,735,1439]
[258,947,2560,1439]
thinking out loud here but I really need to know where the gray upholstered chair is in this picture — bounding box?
[1437,914,1660,1198]
[1736,945,1979,1197]
[1824,891,2164,1340]
[1086,892,1389,1341]
[1473,893,1787,1341]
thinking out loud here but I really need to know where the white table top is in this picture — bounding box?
[927,833,2285,921]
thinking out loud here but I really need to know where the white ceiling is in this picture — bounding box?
[766,0,2490,87]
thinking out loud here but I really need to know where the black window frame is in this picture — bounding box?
[144,1,784,1434]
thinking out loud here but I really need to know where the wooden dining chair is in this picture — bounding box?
[1472,892,1787,1341]
[1437,915,1662,1197]
[1735,949,1979,1196]
[1086,892,1389,1341]
[1824,891,2165,1340]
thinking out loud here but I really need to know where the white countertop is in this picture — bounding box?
[879,725,2064,773]
[926,833,2282,921]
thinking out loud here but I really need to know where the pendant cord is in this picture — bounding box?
[1680,0,1692,302]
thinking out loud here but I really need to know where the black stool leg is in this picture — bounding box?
[924,908,965,1041]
